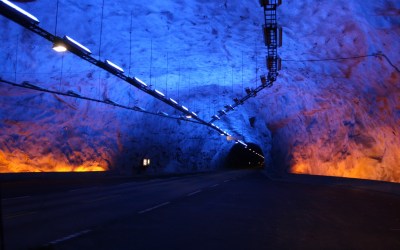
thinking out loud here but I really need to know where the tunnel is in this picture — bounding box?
[225,143,265,169]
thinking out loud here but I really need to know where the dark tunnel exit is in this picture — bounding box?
[225,143,265,169]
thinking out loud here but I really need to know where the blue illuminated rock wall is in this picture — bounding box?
[0,0,399,181]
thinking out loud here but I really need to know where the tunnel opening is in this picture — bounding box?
[225,143,265,169]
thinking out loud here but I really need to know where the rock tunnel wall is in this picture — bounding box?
[0,0,399,182]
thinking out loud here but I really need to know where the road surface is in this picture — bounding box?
[1,170,400,249]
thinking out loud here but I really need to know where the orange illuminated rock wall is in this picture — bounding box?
[0,88,115,172]
[0,0,399,180]
[265,0,400,182]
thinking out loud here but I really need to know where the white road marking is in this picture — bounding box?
[49,229,91,245]
[5,211,36,220]
[68,187,99,192]
[138,202,171,214]
[84,195,121,203]
[186,190,202,197]
[68,189,82,192]
[3,196,31,201]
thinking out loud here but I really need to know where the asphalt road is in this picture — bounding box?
[1,170,400,249]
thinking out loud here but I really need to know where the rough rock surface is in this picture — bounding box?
[0,0,399,181]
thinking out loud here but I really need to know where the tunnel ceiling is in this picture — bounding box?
[0,0,399,182]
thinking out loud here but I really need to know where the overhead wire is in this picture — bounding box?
[282,52,399,73]
[0,78,205,125]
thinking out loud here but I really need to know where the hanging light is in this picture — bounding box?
[104,59,124,73]
[52,39,67,52]
[0,0,40,25]
[212,115,220,120]
[224,105,234,111]
[169,98,178,105]
[245,87,252,95]
[154,89,165,97]
[218,110,227,116]
[134,106,145,112]
[233,98,243,105]
[132,77,147,87]
[63,35,92,55]
[181,105,189,111]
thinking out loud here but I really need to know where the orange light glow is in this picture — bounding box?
[0,150,108,173]
[289,125,400,183]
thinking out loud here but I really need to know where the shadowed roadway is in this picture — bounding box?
[1,170,400,249]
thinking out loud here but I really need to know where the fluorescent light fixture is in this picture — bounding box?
[105,60,124,73]
[134,106,145,112]
[52,43,67,52]
[154,89,165,97]
[224,105,234,110]
[63,35,92,54]
[66,90,80,97]
[186,115,192,119]
[191,112,198,117]
[21,81,41,90]
[218,110,227,115]
[134,77,147,87]
[245,87,252,95]
[104,98,116,105]
[233,98,243,105]
[182,105,189,111]
[169,98,178,105]
[0,0,40,24]
[212,115,220,120]
[158,111,168,116]
[237,140,247,147]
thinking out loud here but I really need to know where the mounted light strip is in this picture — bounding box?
[237,140,247,147]
[224,105,234,110]
[105,60,124,73]
[0,0,39,24]
[134,106,145,112]
[169,98,178,105]
[191,111,198,117]
[218,110,227,115]
[134,77,147,87]
[154,89,165,97]
[63,35,92,55]
[0,7,245,143]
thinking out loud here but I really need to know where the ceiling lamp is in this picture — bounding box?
[169,98,178,105]
[212,115,220,120]
[0,0,39,24]
[63,35,92,55]
[52,42,67,52]
[104,60,124,73]
[154,89,165,97]
[132,77,147,88]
